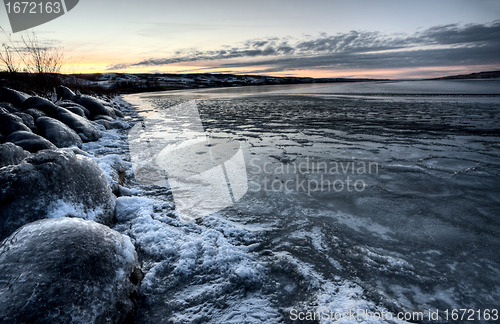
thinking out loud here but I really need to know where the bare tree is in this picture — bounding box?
[21,31,63,75]
[0,43,18,73]
[0,27,20,73]
[0,28,65,93]
[0,28,64,76]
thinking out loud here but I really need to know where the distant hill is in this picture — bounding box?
[429,70,500,80]
[60,73,390,93]
[0,71,390,95]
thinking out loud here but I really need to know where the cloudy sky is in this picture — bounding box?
[1,0,500,78]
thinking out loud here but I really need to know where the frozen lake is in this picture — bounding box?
[116,80,500,323]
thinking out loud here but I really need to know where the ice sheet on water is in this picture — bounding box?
[279,79,500,95]
[78,88,500,322]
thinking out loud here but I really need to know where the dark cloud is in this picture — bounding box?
[415,22,500,45]
[106,21,500,72]
[213,44,500,72]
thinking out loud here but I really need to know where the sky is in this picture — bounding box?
[1,0,500,79]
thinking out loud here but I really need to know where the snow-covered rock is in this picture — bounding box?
[0,87,30,107]
[0,217,142,324]
[55,107,102,142]
[0,142,28,168]
[5,130,56,152]
[36,116,83,148]
[0,148,116,240]
[73,95,116,120]
[0,107,32,136]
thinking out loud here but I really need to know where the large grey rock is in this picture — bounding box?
[5,131,56,152]
[0,87,30,108]
[13,111,36,131]
[56,85,76,100]
[66,105,86,117]
[21,96,58,117]
[56,107,102,142]
[36,116,83,148]
[0,102,19,113]
[59,101,90,119]
[0,143,28,168]
[94,114,114,121]
[0,108,32,136]
[114,108,125,118]
[0,149,116,239]
[73,95,116,120]
[94,119,129,130]
[0,217,142,324]
[23,108,47,120]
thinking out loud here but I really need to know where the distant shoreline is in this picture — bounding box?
[1,70,499,98]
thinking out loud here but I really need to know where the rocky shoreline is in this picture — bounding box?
[0,86,143,323]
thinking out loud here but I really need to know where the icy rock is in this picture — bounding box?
[66,106,86,117]
[5,130,56,152]
[114,108,125,118]
[56,85,76,101]
[0,107,32,136]
[94,114,114,121]
[0,102,19,113]
[36,116,83,148]
[94,119,129,130]
[21,96,59,117]
[0,217,143,324]
[0,143,28,168]
[93,154,128,195]
[56,107,102,142]
[0,148,116,240]
[73,95,116,120]
[13,111,36,131]
[59,101,91,119]
[0,87,30,108]
[23,108,47,120]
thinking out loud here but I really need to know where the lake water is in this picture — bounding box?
[116,80,500,323]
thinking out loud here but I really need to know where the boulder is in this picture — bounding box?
[114,108,125,118]
[65,106,86,117]
[0,143,28,168]
[23,108,47,120]
[21,96,58,117]
[0,149,116,239]
[0,217,142,324]
[5,131,56,152]
[56,85,76,101]
[36,116,83,148]
[0,102,19,113]
[0,108,32,136]
[59,101,90,119]
[94,114,114,121]
[0,87,30,107]
[94,119,129,130]
[13,111,36,131]
[73,95,116,120]
[55,107,102,142]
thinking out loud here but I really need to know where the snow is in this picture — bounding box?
[45,199,104,222]
[115,196,154,221]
